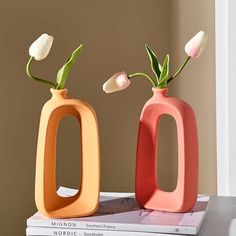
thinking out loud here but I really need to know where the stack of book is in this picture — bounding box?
[26,187,209,236]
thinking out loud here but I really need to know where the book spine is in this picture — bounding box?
[26,227,186,236]
[27,219,195,235]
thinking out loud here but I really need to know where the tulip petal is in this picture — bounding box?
[103,72,130,93]
[185,31,208,58]
[29,33,53,61]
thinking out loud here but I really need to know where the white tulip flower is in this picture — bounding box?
[29,33,53,61]
[103,72,130,93]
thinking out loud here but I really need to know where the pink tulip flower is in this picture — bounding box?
[185,31,208,58]
[103,71,130,93]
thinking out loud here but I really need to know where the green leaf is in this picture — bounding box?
[145,44,161,80]
[158,54,169,87]
[56,44,83,89]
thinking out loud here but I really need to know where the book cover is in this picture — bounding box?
[27,187,209,235]
[26,227,186,236]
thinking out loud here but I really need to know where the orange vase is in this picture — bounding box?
[135,88,198,212]
[35,89,100,218]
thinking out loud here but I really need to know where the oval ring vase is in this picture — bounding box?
[135,88,198,212]
[35,88,100,218]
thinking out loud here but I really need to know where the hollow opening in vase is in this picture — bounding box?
[157,114,178,192]
[56,116,82,196]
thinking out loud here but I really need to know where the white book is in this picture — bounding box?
[26,227,186,236]
[27,187,209,235]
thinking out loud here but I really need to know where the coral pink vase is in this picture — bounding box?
[135,88,198,212]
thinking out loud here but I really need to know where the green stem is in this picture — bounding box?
[128,72,156,87]
[26,56,57,88]
[167,56,190,84]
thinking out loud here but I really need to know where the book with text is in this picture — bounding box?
[27,187,209,235]
[26,227,186,236]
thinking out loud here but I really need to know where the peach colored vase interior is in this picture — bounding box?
[135,88,198,212]
[35,89,100,218]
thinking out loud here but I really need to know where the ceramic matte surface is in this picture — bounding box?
[35,89,100,218]
[135,88,198,212]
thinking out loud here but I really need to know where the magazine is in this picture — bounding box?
[27,187,209,235]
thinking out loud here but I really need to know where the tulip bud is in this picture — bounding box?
[103,72,130,93]
[185,31,208,58]
[29,33,53,61]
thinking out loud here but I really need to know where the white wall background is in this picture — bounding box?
[216,0,236,196]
